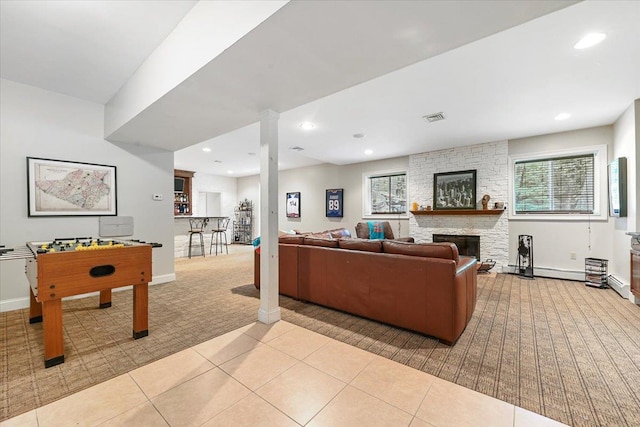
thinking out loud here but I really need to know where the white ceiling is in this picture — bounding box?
[2,1,639,178]
[0,0,197,104]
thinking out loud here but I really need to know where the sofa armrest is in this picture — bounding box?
[393,237,415,243]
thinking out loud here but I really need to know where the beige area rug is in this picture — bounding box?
[2,251,640,426]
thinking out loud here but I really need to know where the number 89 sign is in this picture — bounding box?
[326,189,344,217]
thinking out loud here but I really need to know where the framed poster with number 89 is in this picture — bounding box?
[326,188,343,217]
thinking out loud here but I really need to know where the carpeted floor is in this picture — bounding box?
[2,251,640,426]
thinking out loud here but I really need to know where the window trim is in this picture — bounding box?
[362,169,409,219]
[508,145,607,221]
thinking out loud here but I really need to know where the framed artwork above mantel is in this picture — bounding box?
[433,169,477,210]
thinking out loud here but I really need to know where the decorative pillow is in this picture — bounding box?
[338,238,383,252]
[327,228,352,238]
[368,221,385,240]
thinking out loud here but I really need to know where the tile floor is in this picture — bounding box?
[2,321,567,427]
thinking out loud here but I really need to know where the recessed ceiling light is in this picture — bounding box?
[213,160,222,163]
[227,170,233,174]
[248,152,256,156]
[554,113,571,121]
[364,149,373,155]
[299,121,316,130]
[574,33,606,49]
[289,146,304,151]
[353,133,366,139]
[202,147,211,152]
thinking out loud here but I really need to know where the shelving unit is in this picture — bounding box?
[233,199,253,244]
[174,169,194,216]
[174,192,191,215]
[585,257,608,288]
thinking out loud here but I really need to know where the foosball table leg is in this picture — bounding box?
[29,288,42,324]
[132,283,148,339]
[99,289,112,308]
[42,299,64,368]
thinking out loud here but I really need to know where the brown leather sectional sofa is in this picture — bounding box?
[254,234,478,345]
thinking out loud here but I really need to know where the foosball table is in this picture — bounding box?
[17,237,160,367]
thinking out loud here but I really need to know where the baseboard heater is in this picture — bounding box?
[504,265,585,281]
[607,275,629,298]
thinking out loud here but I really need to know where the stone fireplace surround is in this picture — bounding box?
[408,141,509,270]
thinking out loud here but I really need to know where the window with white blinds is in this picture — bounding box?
[362,170,407,217]
[514,153,596,214]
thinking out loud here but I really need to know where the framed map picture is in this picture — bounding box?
[27,157,117,216]
[326,188,343,217]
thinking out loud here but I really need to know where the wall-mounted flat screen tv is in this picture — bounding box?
[174,177,185,193]
[608,157,627,217]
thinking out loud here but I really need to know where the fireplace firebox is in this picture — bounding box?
[433,234,480,261]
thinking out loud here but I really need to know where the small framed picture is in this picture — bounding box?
[433,169,476,210]
[326,189,343,217]
[286,192,300,218]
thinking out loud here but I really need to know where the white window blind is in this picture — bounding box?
[514,154,594,214]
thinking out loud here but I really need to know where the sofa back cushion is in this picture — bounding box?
[303,236,339,248]
[338,238,383,253]
[382,241,459,263]
[279,235,305,245]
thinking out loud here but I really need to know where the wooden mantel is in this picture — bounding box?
[410,209,505,216]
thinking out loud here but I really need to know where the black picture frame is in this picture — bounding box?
[27,157,117,217]
[326,188,344,217]
[286,192,300,218]
[433,169,477,210]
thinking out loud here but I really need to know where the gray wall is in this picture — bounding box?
[237,156,411,239]
[611,100,639,301]
[508,126,613,277]
[0,79,176,312]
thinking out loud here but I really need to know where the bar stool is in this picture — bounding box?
[210,217,230,255]
[188,218,208,258]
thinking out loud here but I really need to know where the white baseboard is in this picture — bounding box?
[0,297,29,313]
[0,273,176,313]
[151,273,176,286]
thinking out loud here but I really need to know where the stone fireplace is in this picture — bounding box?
[407,140,509,270]
[433,234,480,261]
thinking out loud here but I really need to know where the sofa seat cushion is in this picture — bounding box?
[382,241,459,263]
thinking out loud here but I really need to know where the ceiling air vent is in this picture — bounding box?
[423,112,446,123]
[289,146,304,151]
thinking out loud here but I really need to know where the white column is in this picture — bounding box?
[258,109,281,324]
